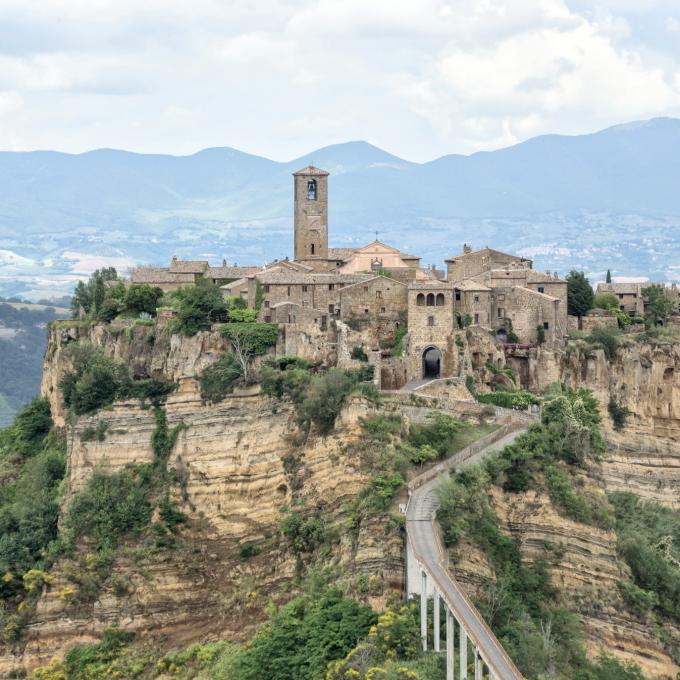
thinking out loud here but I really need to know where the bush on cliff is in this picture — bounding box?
[60,343,175,414]
[169,280,228,335]
[261,359,373,435]
[0,401,65,622]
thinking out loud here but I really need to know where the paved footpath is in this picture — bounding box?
[406,428,527,679]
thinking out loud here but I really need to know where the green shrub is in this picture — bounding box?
[220,322,278,354]
[124,284,164,316]
[227,307,258,322]
[64,467,153,552]
[350,345,369,362]
[199,353,243,402]
[593,292,619,310]
[60,344,175,414]
[229,589,375,680]
[239,543,261,560]
[588,326,619,361]
[407,412,461,458]
[391,321,408,357]
[169,280,228,335]
[536,324,545,344]
[80,420,108,442]
[608,395,630,431]
[476,390,540,410]
[280,511,329,555]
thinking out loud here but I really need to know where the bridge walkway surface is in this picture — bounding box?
[406,427,527,679]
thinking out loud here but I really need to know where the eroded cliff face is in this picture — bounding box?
[450,477,680,679]
[527,340,680,508]
[0,327,402,677]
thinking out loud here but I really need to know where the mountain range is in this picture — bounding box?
[1,116,679,300]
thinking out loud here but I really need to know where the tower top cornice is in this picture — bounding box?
[292,165,330,176]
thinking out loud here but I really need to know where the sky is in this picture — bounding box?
[0,0,679,162]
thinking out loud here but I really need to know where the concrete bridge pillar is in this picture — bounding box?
[420,570,428,651]
[474,650,482,680]
[460,626,468,679]
[446,609,454,680]
[433,590,440,653]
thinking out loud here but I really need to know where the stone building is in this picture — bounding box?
[596,282,645,317]
[446,245,531,282]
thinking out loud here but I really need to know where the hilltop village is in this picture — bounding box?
[132,165,678,388]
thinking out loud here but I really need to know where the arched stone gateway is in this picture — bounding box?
[496,328,507,343]
[422,346,441,379]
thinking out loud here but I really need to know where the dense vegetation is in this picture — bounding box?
[29,589,448,680]
[59,343,176,415]
[611,493,680,630]
[261,357,375,435]
[0,399,66,641]
[435,387,647,679]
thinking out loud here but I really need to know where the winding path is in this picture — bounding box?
[406,427,527,679]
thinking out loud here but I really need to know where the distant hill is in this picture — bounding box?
[1,117,679,301]
[0,302,69,426]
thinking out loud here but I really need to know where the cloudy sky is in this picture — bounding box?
[1,0,679,161]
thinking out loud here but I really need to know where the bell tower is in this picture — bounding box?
[293,166,329,263]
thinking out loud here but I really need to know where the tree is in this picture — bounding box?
[125,284,164,316]
[643,285,674,326]
[606,269,612,283]
[170,280,227,335]
[566,271,594,318]
[593,293,618,310]
[70,268,119,319]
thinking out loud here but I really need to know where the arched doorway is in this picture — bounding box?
[496,328,507,343]
[422,346,441,379]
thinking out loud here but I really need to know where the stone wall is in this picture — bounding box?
[339,276,407,320]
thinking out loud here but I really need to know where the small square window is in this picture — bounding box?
[427,316,435,326]
[264,300,270,308]
[474,295,479,303]
[264,315,271,322]
[381,307,386,313]
[328,284,335,291]
[538,286,544,293]
[302,285,308,292]
[543,321,549,330]
[264,285,270,293]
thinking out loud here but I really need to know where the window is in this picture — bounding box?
[416,293,425,306]
[538,286,545,293]
[435,293,445,306]
[328,304,335,313]
[264,315,271,322]
[264,301,270,308]
[474,313,479,324]
[311,244,315,255]
[426,293,435,306]
[287,286,291,296]
[497,308,504,318]
[363,286,369,292]
[497,294,505,301]
[455,289,461,301]
[302,285,308,292]
[427,315,435,326]
[327,283,334,291]
[543,321,549,330]
[364,308,369,314]
[381,306,386,313]
[264,285,270,293]
[307,178,317,200]
[474,295,479,303]
[376,290,382,299]
[618,294,623,299]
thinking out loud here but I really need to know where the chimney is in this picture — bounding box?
[463,244,472,254]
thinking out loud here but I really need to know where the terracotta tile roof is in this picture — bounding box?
[168,258,209,274]
[256,271,372,285]
[220,277,250,291]
[597,282,642,295]
[292,165,329,176]
[130,267,195,285]
[408,280,454,290]
[327,248,356,261]
[454,279,491,292]
[206,265,258,279]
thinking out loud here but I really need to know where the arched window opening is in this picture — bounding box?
[435,293,445,306]
[427,315,435,326]
[307,179,317,200]
[426,293,435,306]
[416,293,425,306]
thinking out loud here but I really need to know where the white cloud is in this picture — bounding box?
[0,0,678,160]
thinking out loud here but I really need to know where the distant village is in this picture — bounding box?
[131,165,680,386]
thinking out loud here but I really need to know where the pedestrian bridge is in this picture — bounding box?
[405,427,526,680]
